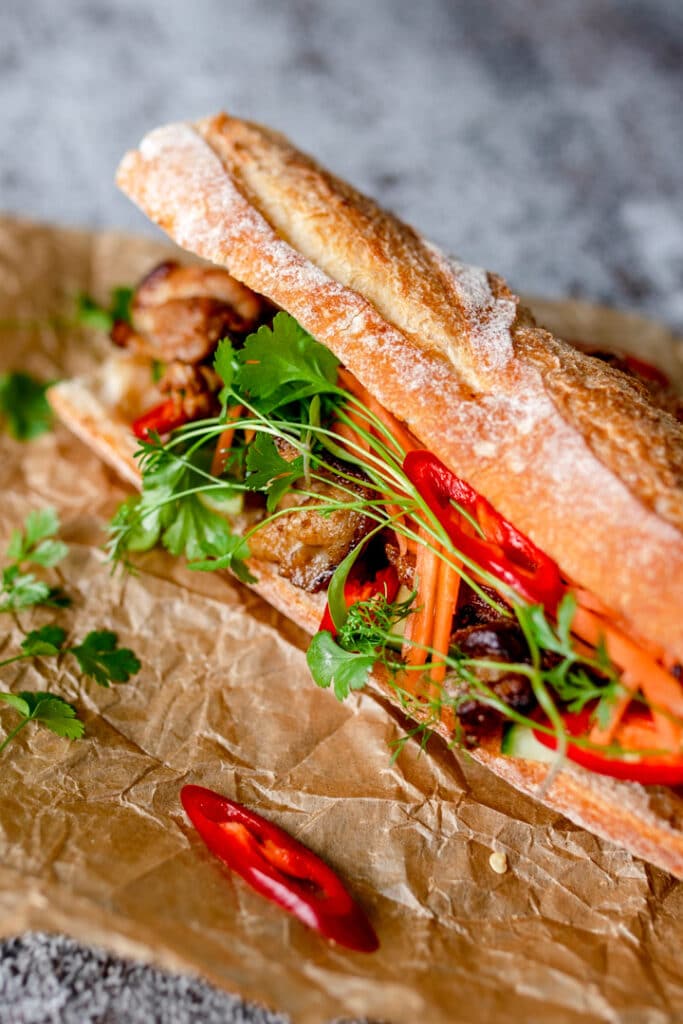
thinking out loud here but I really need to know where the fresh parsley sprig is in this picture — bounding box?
[0,508,142,757]
[0,623,140,687]
[0,692,83,755]
[1,508,70,612]
[106,311,625,762]
[307,590,630,764]
[0,623,140,756]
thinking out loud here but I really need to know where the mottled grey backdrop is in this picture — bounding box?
[1,0,682,328]
[1,2,682,1022]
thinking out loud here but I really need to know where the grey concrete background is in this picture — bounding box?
[1,1,682,1021]
[1,0,682,329]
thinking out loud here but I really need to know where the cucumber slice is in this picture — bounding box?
[501,723,555,763]
[198,489,243,518]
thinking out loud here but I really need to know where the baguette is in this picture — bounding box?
[50,114,683,876]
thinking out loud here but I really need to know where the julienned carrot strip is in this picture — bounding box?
[337,368,419,455]
[589,672,638,746]
[572,605,683,749]
[331,420,359,448]
[402,530,440,685]
[210,405,244,476]
[365,393,419,456]
[429,553,462,694]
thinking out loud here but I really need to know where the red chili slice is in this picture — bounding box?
[403,450,564,611]
[319,565,400,637]
[623,354,670,388]
[132,399,190,440]
[180,785,379,953]
[532,708,683,785]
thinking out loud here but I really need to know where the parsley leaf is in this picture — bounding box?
[74,286,134,332]
[18,692,84,738]
[7,507,68,566]
[1,508,69,612]
[0,691,84,752]
[187,532,254,583]
[109,443,253,580]
[213,338,236,410]
[1,571,51,611]
[306,630,376,701]
[70,630,141,687]
[244,434,305,513]
[21,624,68,657]
[233,312,339,412]
[0,372,53,441]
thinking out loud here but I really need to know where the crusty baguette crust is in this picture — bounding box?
[115,116,683,662]
[48,366,683,878]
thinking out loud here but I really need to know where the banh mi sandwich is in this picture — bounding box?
[49,114,683,877]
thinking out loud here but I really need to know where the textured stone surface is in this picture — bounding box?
[1,1,682,1021]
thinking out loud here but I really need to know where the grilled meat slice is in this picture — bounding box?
[156,361,221,420]
[248,448,375,592]
[112,261,266,364]
[452,583,508,630]
[448,593,535,741]
[384,542,416,588]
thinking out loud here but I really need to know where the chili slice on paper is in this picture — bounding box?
[180,785,379,953]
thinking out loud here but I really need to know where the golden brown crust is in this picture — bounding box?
[116,115,683,661]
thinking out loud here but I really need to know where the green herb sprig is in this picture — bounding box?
[0,372,53,441]
[0,510,142,757]
[107,312,632,766]
[74,287,134,333]
[1,508,69,612]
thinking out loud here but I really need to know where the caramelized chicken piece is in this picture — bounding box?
[449,620,535,741]
[112,261,266,364]
[384,542,416,588]
[249,446,375,592]
[156,361,221,420]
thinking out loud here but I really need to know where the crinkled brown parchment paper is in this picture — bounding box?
[1,215,682,1024]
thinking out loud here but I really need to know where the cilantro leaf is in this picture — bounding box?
[244,434,305,512]
[188,532,254,583]
[161,494,232,561]
[70,630,141,687]
[110,286,134,325]
[19,692,84,739]
[74,286,133,332]
[306,630,376,701]
[0,693,31,717]
[0,691,84,753]
[0,572,51,611]
[234,313,339,412]
[15,507,60,552]
[0,372,53,441]
[74,294,114,331]
[21,624,68,657]
[213,338,236,409]
[109,443,252,580]
[1,508,68,612]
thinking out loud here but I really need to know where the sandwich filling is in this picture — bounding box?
[108,261,683,783]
